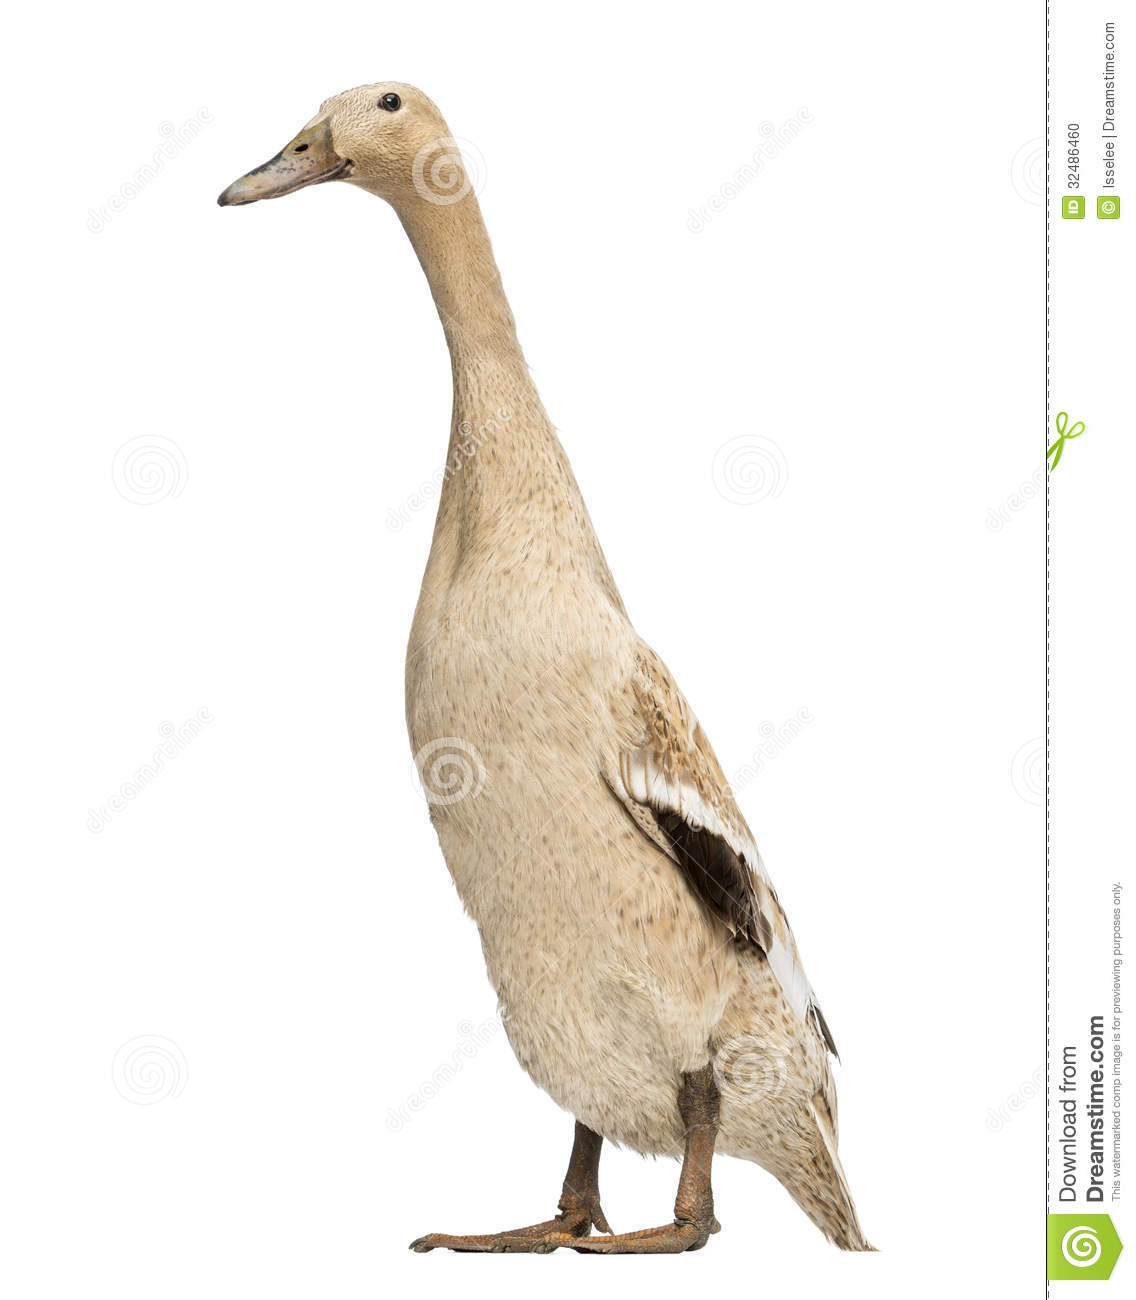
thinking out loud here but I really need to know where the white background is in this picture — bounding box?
[3,2,1048,1295]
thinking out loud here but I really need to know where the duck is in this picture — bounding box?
[219,81,872,1255]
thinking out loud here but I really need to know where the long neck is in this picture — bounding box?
[399,192,529,395]
[392,189,612,583]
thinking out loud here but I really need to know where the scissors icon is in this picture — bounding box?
[1047,411,1085,471]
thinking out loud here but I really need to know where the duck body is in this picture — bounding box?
[405,367,862,1246]
[406,426,720,1158]
[220,79,869,1253]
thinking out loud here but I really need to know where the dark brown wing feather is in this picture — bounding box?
[655,810,774,952]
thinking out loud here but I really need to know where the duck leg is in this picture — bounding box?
[409,1119,613,1252]
[535,1065,721,1255]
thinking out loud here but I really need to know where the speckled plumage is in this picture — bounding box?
[221,81,870,1252]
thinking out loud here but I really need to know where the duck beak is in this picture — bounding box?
[217,117,350,206]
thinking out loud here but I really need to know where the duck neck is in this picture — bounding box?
[399,193,528,385]
[392,191,579,552]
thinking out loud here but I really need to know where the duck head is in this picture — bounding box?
[217,82,465,208]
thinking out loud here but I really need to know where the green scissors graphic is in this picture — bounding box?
[1047,411,1085,471]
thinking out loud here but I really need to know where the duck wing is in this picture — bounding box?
[604,646,838,1056]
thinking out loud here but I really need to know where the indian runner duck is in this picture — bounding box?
[219,81,872,1255]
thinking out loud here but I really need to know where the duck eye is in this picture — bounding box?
[379,93,401,112]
